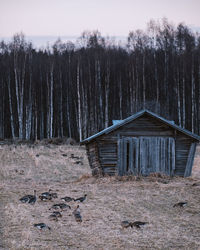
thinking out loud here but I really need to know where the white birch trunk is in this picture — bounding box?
[77,62,82,141]
[59,70,63,137]
[131,64,135,114]
[142,53,146,108]
[154,52,159,112]
[50,65,54,138]
[19,57,26,139]
[14,52,26,139]
[97,60,103,126]
[177,68,182,126]
[104,60,110,128]
[0,79,4,138]
[199,63,200,134]
[66,94,72,138]
[7,75,16,139]
[191,58,195,133]
[46,73,50,138]
[182,71,186,128]
[67,54,72,138]
[25,61,32,140]
[119,75,123,119]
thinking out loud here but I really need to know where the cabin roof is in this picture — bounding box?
[81,109,200,144]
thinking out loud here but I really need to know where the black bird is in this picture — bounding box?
[73,205,82,222]
[50,203,71,210]
[75,160,83,165]
[131,221,148,229]
[34,223,51,230]
[29,193,37,204]
[48,213,58,221]
[70,154,80,159]
[39,195,52,201]
[74,213,82,222]
[73,205,81,216]
[40,189,57,200]
[41,189,52,199]
[48,211,62,221]
[121,221,132,229]
[192,182,200,187]
[59,203,71,210]
[50,204,61,210]
[52,211,62,218]
[173,202,187,208]
[19,195,30,203]
[51,193,58,198]
[74,194,87,203]
[61,196,74,202]
[19,190,36,204]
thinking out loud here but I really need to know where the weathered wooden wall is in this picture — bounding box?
[86,114,197,177]
[86,141,101,176]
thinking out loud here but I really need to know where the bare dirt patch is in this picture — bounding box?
[0,143,200,250]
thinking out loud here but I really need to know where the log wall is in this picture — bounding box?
[85,115,197,177]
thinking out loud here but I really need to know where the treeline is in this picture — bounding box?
[0,19,200,141]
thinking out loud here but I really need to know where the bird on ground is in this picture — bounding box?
[34,223,51,230]
[51,193,58,198]
[48,213,58,221]
[48,211,62,221]
[50,204,61,210]
[74,213,82,222]
[28,192,37,204]
[61,196,74,202]
[19,190,36,204]
[131,221,149,229]
[121,221,132,229]
[50,203,71,211]
[173,202,187,207]
[39,189,57,200]
[70,154,80,160]
[41,189,52,196]
[73,205,82,222]
[75,160,83,165]
[52,211,62,218]
[74,194,87,203]
[59,203,71,210]
[192,182,200,187]
[39,195,52,201]
[40,189,52,199]
[73,205,81,216]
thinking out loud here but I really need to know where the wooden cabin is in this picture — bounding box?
[81,110,200,177]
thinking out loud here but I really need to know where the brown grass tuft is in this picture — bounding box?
[75,173,92,182]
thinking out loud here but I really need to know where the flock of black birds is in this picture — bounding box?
[19,189,87,230]
[19,187,189,231]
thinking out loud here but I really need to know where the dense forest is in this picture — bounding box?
[0,19,200,141]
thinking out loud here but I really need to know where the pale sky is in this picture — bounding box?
[0,0,200,38]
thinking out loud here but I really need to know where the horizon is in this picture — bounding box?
[1,0,200,43]
[1,24,200,49]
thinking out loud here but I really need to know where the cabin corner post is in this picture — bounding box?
[184,143,197,177]
[86,141,102,177]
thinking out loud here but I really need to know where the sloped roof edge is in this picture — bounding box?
[81,109,200,144]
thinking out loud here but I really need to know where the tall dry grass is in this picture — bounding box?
[0,143,200,249]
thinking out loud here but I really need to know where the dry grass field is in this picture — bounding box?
[0,142,200,250]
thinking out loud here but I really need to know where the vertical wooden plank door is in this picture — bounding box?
[118,137,175,176]
[139,137,175,176]
[118,137,138,175]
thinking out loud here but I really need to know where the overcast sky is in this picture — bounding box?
[1,0,200,45]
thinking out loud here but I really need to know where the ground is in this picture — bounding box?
[0,142,200,250]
